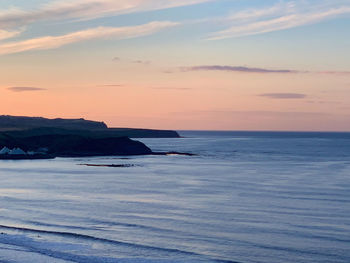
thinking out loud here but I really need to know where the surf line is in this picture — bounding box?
[0,224,238,263]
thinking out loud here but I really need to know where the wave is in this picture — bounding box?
[2,213,228,247]
[0,224,238,263]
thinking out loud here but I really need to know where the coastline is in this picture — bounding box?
[1,132,349,262]
[0,151,196,160]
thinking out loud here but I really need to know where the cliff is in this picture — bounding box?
[0,115,180,138]
[0,115,107,130]
[0,116,180,158]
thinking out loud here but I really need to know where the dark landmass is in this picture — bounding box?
[0,134,152,158]
[0,115,180,138]
[0,115,191,159]
[0,154,55,160]
[0,115,107,130]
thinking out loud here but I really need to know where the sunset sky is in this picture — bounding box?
[0,0,349,131]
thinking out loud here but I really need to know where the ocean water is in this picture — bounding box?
[0,131,350,263]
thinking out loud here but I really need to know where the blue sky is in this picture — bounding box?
[0,0,350,130]
[0,0,349,69]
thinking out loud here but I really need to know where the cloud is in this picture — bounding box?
[208,1,350,39]
[175,65,350,75]
[7,87,46,92]
[259,93,307,99]
[0,21,178,56]
[181,65,298,74]
[111,57,151,64]
[0,29,22,40]
[306,100,334,104]
[0,0,212,30]
[179,65,350,75]
[2,0,349,43]
[318,71,350,75]
[132,60,151,65]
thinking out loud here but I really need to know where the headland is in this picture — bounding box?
[0,115,183,159]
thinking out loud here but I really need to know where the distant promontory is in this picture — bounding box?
[0,115,179,138]
[0,115,181,159]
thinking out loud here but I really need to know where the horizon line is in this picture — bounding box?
[176,129,350,133]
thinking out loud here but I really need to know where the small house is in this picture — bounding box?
[8,148,27,155]
[0,147,10,155]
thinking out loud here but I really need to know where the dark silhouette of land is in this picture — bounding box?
[0,115,179,138]
[0,115,186,159]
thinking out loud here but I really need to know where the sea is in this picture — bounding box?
[0,131,349,263]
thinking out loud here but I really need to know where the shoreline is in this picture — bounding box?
[0,151,196,160]
[0,154,55,160]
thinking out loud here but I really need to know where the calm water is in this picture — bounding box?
[0,131,349,263]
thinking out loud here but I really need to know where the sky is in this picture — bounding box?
[0,0,350,131]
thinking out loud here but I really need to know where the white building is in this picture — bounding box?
[0,147,10,155]
[8,148,27,155]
